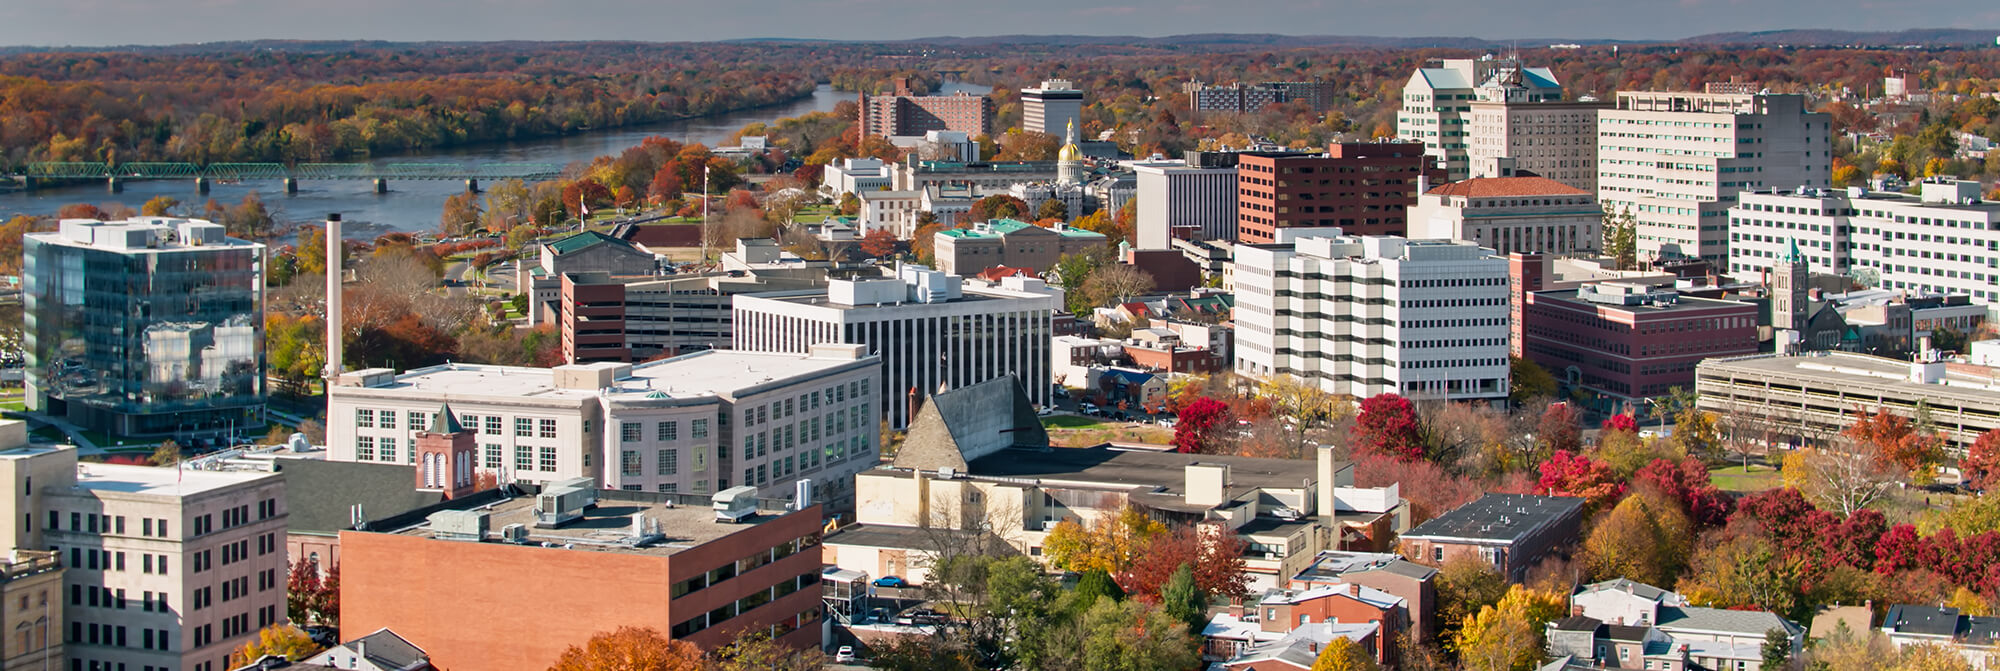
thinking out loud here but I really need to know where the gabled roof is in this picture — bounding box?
[1576,578,1677,604]
[1424,176,1590,198]
[305,627,432,671]
[1884,605,1963,637]
[277,460,444,536]
[1553,614,1602,632]
[1414,67,1473,90]
[1225,621,1378,670]
[545,230,638,256]
[893,376,1048,471]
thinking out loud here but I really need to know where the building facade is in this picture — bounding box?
[1135,159,1241,249]
[732,268,1059,428]
[1466,99,1607,191]
[3,444,286,671]
[1597,92,1831,265]
[557,271,824,364]
[932,219,1106,275]
[1398,58,1564,182]
[1397,493,1585,582]
[327,347,881,507]
[1727,181,2000,300]
[858,80,993,139]
[1236,143,1427,243]
[339,492,826,671]
[1522,282,1759,414]
[1235,232,1511,402]
[24,218,265,440]
[1021,79,1084,138]
[0,550,63,671]
[1695,351,2000,457]
[1411,176,1604,256]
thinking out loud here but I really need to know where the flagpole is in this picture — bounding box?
[701,164,711,265]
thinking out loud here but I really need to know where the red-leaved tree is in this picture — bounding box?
[1632,457,1734,527]
[1356,393,1425,462]
[1174,397,1235,454]
[1961,428,2000,492]
[858,229,898,259]
[1537,402,1583,454]
[1844,407,1942,476]
[1602,413,1639,434]
[1118,524,1250,600]
[1535,450,1625,512]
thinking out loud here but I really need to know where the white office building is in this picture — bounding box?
[1727,180,2000,300]
[1597,91,1831,265]
[1399,57,1563,182]
[823,158,892,197]
[1411,176,1603,256]
[1134,160,1240,249]
[1022,79,1085,138]
[3,440,286,671]
[733,267,1061,428]
[1235,230,1511,401]
[325,347,881,506]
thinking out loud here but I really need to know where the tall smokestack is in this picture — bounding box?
[325,214,343,380]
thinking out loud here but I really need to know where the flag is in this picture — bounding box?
[579,194,589,218]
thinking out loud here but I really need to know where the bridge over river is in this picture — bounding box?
[17,161,563,194]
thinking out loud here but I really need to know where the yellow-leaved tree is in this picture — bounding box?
[1308,635,1380,671]
[1452,584,1567,671]
[228,625,323,667]
[1042,506,1167,574]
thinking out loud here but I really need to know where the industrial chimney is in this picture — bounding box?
[325,213,344,380]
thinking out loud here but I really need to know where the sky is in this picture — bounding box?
[0,0,1996,47]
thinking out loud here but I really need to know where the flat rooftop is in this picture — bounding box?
[962,444,1333,500]
[1402,493,1583,543]
[1744,187,2000,214]
[742,286,1048,312]
[1534,288,1754,315]
[1702,352,2000,397]
[345,349,871,402]
[389,491,796,556]
[73,463,277,497]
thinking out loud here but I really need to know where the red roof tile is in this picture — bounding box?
[1424,176,1589,198]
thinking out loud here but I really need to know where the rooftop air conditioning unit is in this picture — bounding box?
[500,524,528,543]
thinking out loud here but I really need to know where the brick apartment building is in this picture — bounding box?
[1235,142,1430,243]
[858,78,993,139]
[1398,493,1584,582]
[340,488,826,671]
[1522,282,1758,415]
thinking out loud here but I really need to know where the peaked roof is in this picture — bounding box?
[431,403,464,435]
[1657,605,1802,638]
[1424,176,1590,198]
[314,628,431,671]
[545,230,638,255]
[1576,578,1677,603]
[893,376,1048,471]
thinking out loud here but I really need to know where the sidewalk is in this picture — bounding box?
[2,409,106,455]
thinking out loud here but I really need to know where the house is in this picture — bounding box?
[1083,367,1168,409]
[1547,614,1773,671]
[1289,551,1437,642]
[1808,603,1874,643]
[1881,605,2000,670]
[1250,583,1405,663]
[1397,493,1585,582]
[1572,580,1804,653]
[301,628,436,671]
[1218,621,1380,671]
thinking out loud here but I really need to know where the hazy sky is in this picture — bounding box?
[1,0,1996,47]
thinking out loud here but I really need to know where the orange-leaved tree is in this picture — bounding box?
[548,626,703,671]
[1843,406,1943,481]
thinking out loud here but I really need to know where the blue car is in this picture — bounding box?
[873,576,908,588]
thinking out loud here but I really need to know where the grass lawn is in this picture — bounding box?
[1041,415,1109,429]
[1708,463,1782,492]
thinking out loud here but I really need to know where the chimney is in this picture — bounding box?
[1229,596,1245,618]
[1185,463,1229,507]
[324,213,344,379]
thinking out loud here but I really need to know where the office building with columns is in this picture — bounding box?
[732,267,1061,428]
[1410,176,1604,256]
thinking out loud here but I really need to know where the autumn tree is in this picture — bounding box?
[548,626,703,671]
[1582,491,1695,586]
[1509,357,1559,404]
[858,229,898,258]
[1961,428,2000,492]
[1633,457,1734,527]
[1075,598,1201,671]
[1534,450,1625,512]
[1536,402,1584,455]
[1310,636,1380,671]
[441,191,485,236]
[286,560,324,624]
[969,194,1031,222]
[1602,206,1637,270]
[1433,556,1508,637]
[1038,198,1070,222]
[228,625,323,667]
[1783,442,1898,517]
[1119,524,1250,601]
[706,631,824,671]
[1675,531,1805,620]
[151,440,182,466]
[1081,264,1156,307]
[1844,407,1943,481]
[1042,506,1167,575]
[1355,393,1425,461]
[1451,585,1566,671]
[1173,397,1235,454]
[141,195,180,216]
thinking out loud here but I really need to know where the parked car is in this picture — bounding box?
[872,576,908,588]
[1080,402,1099,414]
[1053,387,1071,399]
[1037,406,1054,416]
[1157,417,1178,429]
[835,646,857,663]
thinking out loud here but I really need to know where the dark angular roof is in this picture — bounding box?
[343,628,430,670]
[1554,615,1603,632]
[1604,624,1652,641]
[276,459,443,536]
[1885,605,1962,637]
[1401,493,1584,543]
[545,230,637,255]
[431,403,464,435]
[1965,616,2000,645]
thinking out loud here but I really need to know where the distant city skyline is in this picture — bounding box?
[2,0,1996,48]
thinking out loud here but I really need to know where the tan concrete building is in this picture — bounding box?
[1411,176,1603,255]
[3,438,286,671]
[1596,92,1831,265]
[932,218,1107,275]
[0,551,63,671]
[1467,100,1607,191]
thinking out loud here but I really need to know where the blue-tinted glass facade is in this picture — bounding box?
[24,220,266,439]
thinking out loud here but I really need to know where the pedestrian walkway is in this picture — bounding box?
[1,409,105,455]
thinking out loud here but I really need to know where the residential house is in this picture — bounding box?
[1289,551,1436,642]
[1216,621,1380,671]
[1881,605,2000,670]
[1398,493,1585,582]
[1573,579,1804,653]
[299,628,435,671]
[1251,584,1404,663]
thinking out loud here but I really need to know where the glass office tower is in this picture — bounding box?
[24,218,266,440]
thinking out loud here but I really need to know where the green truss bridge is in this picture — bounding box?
[18,161,563,193]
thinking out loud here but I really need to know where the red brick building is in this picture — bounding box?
[1522,281,1759,414]
[1235,142,1429,243]
[859,78,993,139]
[559,272,630,363]
[340,490,826,671]
[1252,584,1405,662]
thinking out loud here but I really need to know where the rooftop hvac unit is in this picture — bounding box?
[535,485,593,528]
[428,510,489,542]
[500,524,528,543]
[713,486,759,523]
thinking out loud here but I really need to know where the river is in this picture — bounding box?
[0,82,991,237]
